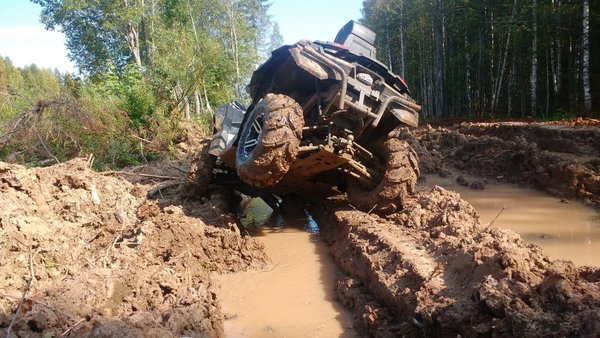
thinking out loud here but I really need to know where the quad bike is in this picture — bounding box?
[188,21,421,214]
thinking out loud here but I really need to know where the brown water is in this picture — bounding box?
[423,174,600,267]
[215,198,358,338]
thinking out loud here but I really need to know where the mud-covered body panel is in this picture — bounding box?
[207,22,421,210]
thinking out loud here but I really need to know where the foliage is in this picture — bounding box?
[361,0,599,118]
[0,57,62,127]
[268,22,284,52]
[1,0,278,167]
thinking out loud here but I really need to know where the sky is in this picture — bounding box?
[0,0,363,74]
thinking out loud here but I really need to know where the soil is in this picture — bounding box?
[314,188,600,337]
[400,121,600,208]
[2,119,600,337]
[0,159,268,338]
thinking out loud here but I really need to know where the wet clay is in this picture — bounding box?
[0,159,268,337]
[424,174,600,267]
[403,121,600,208]
[313,188,600,337]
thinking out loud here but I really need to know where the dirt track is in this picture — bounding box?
[1,120,600,337]
[314,189,600,336]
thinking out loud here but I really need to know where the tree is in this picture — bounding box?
[361,0,598,118]
[531,0,538,117]
[268,22,284,52]
[582,0,591,115]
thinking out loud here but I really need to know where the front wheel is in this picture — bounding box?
[236,94,304,189]
[346,138,420,214]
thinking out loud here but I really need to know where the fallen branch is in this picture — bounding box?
[36,128,60,164]
[168,163,189,174]
[101,171,180,180]
[6,246,36,338]
[485,207,506,229]
[147,180,183,198]
[61,318,85,336]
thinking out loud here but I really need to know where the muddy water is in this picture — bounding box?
[216,198,358,338]
[423,174,600,267]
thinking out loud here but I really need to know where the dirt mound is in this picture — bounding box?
[314,187,600,336]
[406,122,600,208]
[0,159,268,337]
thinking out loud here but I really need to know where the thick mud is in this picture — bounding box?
[314,188,600,337]
[0,159,268,337]
[3,120,600,337]
[403,121,600,208]
[424,173,600,267]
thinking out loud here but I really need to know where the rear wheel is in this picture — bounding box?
[347,138,419,214]
[236,93,304,188]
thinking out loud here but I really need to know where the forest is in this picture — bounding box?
[0,0,279,167]
[362,0,598,119]
[0,0,597,167]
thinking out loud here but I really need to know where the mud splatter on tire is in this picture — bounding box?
[236,94,304,189]
[347,138,419,214]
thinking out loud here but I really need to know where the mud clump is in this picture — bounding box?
[315,187,600,336]
[0,159,268,337]
[408,122,600,208]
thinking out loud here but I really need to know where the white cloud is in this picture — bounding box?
[0,26,76,73]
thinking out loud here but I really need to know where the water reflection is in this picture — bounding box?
[423,174,600,267]
[238,197,320,234]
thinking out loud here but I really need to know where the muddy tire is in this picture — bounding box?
[185,139,216,196]
[347,138,420,214]
[236,94,304,188]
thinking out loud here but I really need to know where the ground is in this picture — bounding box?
[1,119,600,337]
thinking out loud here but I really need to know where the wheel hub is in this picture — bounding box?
[241,112,264,158]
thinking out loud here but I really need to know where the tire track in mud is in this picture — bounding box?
[313,187,600,337]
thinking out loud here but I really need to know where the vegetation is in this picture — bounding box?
[1,0,280,168]
[1,0,596,167]
[361,0,598,119]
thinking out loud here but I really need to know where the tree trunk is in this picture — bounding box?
[552,0,562,96]
[465,34,472,117]
[477,24,484,116]
[123,0,142,68]
[530,0,538,117]
[399,0,405,77]
[582,0,591,115]
[175,81,190,119]
[204,85,212,112]
[508,53,516,117]
[195,90,201,116]
[491,0,517,115]
[227,0,241,98]
[433,0,444,117]
[127,21,142,67]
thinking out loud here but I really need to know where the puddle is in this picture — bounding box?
[215,198,358,338]
[423,174,600,267]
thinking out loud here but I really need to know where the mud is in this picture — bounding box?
[314,188,600,337]
[424,173,600,267]
[2,120,600,337]
[403,121,600,208]
[0,159,268,337]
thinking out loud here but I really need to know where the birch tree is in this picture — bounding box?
[582,0,591,115]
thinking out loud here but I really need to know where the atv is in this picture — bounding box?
[188,20,421,214]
